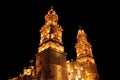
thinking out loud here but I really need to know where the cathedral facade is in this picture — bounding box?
[10,7,99,80]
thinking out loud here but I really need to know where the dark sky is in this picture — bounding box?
[1,0,114,80]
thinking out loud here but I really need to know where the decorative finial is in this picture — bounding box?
[51,6,53,9]
[30,57,34,63]
[79,25,82,29]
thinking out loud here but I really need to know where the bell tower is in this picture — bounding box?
[35,7,68,80]
[75,28,99,80]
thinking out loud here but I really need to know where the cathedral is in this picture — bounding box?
[10,7,99,80]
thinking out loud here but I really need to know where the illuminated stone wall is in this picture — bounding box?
[35,7,68,80]
[67,29,99,80]
[10,7,99,80]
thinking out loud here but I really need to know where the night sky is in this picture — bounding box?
[1,0,114,80]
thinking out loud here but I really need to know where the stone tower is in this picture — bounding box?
[35,7,68,80]
[75,28,99,80]
[67,28,99,80]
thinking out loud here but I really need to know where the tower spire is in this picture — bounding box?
[79,25,82,30]
[51,5,53,9]
[75,28,93,58]
[36,7,68,80]
[74,27,99,80]
[38,7,64,53]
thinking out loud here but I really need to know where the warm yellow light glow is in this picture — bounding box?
[38,41,64,53]
[75,29,94,59]
[81,78,84,80]
[23,69,31,75]
[10,7,99,80]
[66,29,99,80]
[66,61,70,63]
[75,76,79,80]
